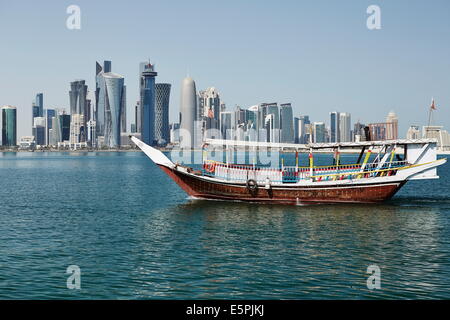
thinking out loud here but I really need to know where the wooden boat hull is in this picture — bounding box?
[159,165,405,204]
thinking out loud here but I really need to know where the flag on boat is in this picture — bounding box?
[430,98,437,110]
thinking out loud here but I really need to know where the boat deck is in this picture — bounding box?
[201,160,409,184]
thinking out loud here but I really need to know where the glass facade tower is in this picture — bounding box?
[2,106,17,146]
[140,61,158,146]
[103,72,126,148]
[155,83,171,146]
[280,103,294,143]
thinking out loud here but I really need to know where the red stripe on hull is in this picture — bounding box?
[159,165,404,204]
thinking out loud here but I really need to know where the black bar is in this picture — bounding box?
[356,146,366,163]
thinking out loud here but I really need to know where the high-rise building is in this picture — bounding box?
[35,93,44,117]
[95,61,111,142]
[298,115,310,144]
[140,61,157,145]
[313,122,326,143]
[44,109,56,145]
[257,103,280,143]
[87,120,97,146]
[32,103,40,126]
[220,111,232,140]
[266,103,280,129]
[280,103,294,143]
[179,77,197,149]
[121,85,127,133]
[155,83,171,146]
[406,125,421,140]
[2,106,17,147]
[367,123,387,141]
[353,121,366,142]
[247,105,258,128]
[70,114,85,145]
[330,111,340,143]
[50,115,61,146]
[60,113,71,142]
[69,80,89,144]
[103,72,126,148]
[33,117,46,146]
[386,111,398,140]
[198,87,221,139]
[234,106,247,129]
[31,93,43,130]
[69,80,88,116]
[339,112,351,142]
[294,117,300,144]
[169,123,180,144]
[423,126,450,151]
[134,101,141,134]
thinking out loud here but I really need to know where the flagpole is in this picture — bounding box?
[427,97,435,127]
[427,107,432,127]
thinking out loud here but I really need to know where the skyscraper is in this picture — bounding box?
[247,105,258,141]
[44,109,56,145]
[313,122,326,143]
[198,87,221,139]
[35,93,44,117]
[95,61,111,142]
[258,103,280,143]
[406,125,420,139]
[31,93,43,130]
[330,111,340,143]
[280,103,294,143]
[339,112,351,142]
[155,83,171,146]
[234,106,246,129]
[294,117,300,144]
[353,121,366,142]
[169,123,180,144]
[60,113,71,142]
[70,114,85,145]
[2,106,17,147]
[140,61,157,145]
[32,103,40,126]
[179,77,197,149]
[69,80,88,116]
[103,72,126,148]
[266,103,280,129]
[134,101,141,134]
[121,85,127,133]
[220,111,232,140]
[386,111,398,140]
[50,112,62,146]
[33,117,46,146]
[299,115,310,143]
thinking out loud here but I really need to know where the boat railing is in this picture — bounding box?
[310,160,409,182]
[201,160,409,184]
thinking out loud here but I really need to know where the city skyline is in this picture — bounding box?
[1,0,450,140]
[0,64,444,149]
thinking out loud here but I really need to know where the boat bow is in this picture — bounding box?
[131,136,175,169]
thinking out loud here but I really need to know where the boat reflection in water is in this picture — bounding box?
[133,197,448,299]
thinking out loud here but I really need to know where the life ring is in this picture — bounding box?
[246,179,258,195]
[204,162,216,173]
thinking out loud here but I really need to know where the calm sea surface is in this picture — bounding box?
[0,152,449,299]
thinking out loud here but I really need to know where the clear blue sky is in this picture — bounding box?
[1,0,449,139]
